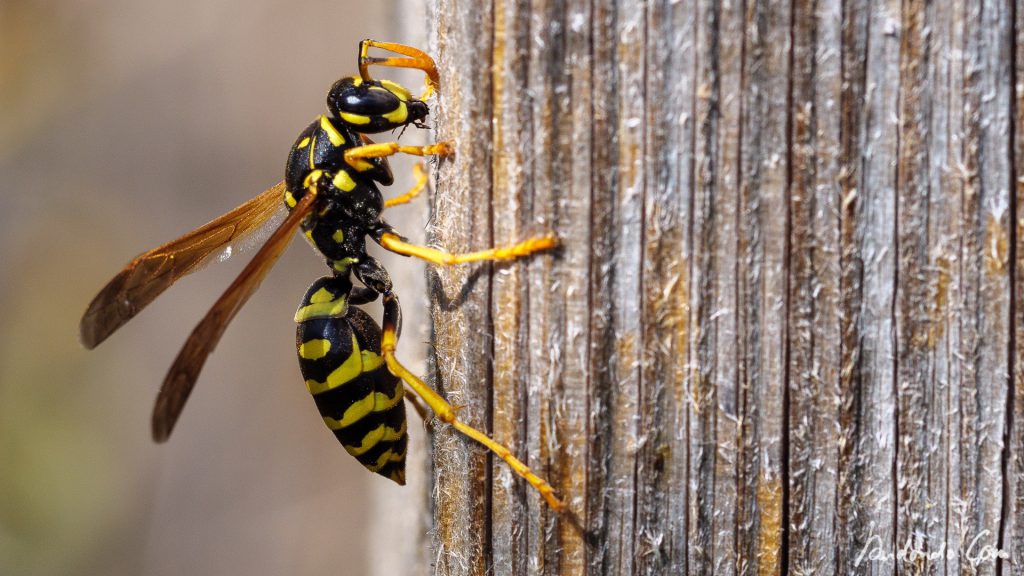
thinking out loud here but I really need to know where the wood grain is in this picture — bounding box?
[424,1,1020,574]
[788,0,843,572]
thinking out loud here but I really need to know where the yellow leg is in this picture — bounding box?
[345,141,453,173]
[380,318,567,512]
[359,40,440,99]
[385,163,428,208]
[378,232,558,266]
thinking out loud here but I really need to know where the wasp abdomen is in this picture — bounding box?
[295,277,407,484]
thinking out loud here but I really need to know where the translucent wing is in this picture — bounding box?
[151,190,317,442]
[80,182,288,349]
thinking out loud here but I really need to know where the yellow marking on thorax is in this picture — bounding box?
[382,102,408,124]
[351,77,363,87]
[340,111,371,125]
[319,115,345,147]
[332,229,344,243]
[332,257,358,273]
[299,338,332,360]
[303,170,323,188]
[322,386,403,430]
[297,136,311,149]
[308,133,317,168]
[303,169,323,190]
[332,170,357,192]
[285,191,297,208]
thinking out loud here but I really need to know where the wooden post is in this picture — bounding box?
[422,1,1018,575]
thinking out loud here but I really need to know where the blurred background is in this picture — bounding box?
[0,1,435,574]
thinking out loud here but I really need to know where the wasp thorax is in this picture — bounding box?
[327,77,429,133]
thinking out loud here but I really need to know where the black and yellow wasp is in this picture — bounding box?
[80,41,567,513]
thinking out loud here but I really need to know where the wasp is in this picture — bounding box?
[80,41,568,514]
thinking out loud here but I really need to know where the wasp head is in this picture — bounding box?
[327,77,429,133]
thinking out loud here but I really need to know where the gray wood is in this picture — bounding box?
[1013,1,1024,572]
[788,0,843,572]
[422,0,1019,574]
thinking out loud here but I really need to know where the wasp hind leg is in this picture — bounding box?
[402,388,431,425]
[379,293,577,522]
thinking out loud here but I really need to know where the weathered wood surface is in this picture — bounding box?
[422,0,1019,574]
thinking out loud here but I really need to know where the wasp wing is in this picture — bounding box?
[151,190,316,442]
[80,182,288,349]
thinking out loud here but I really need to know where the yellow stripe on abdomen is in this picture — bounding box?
[342,422,407,457]
[366,443,409,473]
[306,334,363,394]
[322,386,404,430]
[298,338,331,360]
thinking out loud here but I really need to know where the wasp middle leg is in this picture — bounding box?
[384,163,429,209]
[376,232,558,266]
